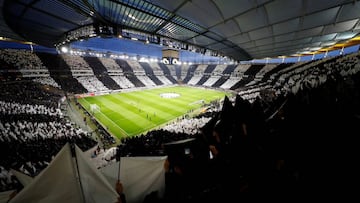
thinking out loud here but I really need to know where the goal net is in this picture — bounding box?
[90,104,100,114]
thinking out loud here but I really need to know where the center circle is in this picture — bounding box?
[160,92,180,99]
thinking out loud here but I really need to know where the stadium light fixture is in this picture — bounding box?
[60,46,69,53]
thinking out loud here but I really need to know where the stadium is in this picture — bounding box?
[0,0,360,202]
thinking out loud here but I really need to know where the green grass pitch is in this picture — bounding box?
[78,86,230,139]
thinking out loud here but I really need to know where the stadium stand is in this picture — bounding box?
[181,65,197,84]
[157,63,178,84]
[211,64,237,88]
[202,65,226,87]
[138,62,163,86]
[195,64,217,86]
[83,56,121,90]
[2,0,360,201]
[36,52,87,93]
[0,47,360,203]
[230,64,265,90]
[116,59,145,87]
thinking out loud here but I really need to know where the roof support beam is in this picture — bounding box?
[80,0,111,25]
[13,0,81,26]
[152,0,190,34]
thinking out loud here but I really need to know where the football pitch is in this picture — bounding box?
[78,86,230,139]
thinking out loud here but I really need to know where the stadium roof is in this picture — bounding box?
[1,0,360,61]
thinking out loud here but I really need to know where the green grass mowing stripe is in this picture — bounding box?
[100,94,176,134]
[102,94,166,136]
[109,96,176,123]
[86,101,143,137]
[121,86,225,134]
[108,94,184,134]
[105,95,162,122]
[79,97,129,137]
[80,97,130,134]
[123,92,195,118]
[82,96,148,137]
[113,92,186,116]
[122,87,225,117]
[91,96,151,135]
[154,91,196,107]
[92,92,214,136]
[118,91,188,113]
[79,86,229,138]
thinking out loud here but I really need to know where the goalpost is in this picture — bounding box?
[90,104,100,114]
